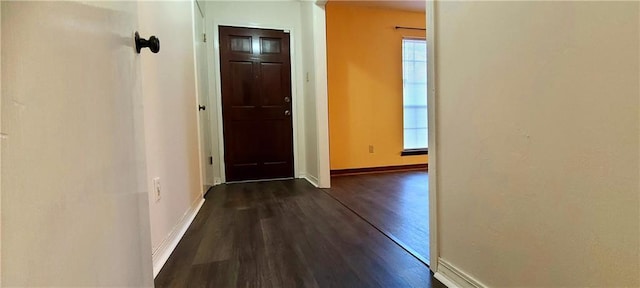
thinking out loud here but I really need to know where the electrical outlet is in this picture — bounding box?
[369,145,374,153]
[152,177,161,202]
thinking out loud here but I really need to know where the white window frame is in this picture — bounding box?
[401,37,428,153]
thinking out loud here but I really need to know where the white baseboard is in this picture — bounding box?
[213,177,222,185]
[435,258,487,288]
[435,271,461,288]
[304,174,319,187]
[152,198,205,278]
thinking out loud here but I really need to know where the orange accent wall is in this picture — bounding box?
[327,3,427,170]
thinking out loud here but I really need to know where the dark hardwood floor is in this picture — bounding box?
[326,171,430,264]
[155,179,443,287]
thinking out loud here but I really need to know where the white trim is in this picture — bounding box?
[211,23,226,183]
[210,22,304,184]
[304,174,320,187]
[434,272,460,288]
[152,198,205,278]
[435,258,487,288]
[401,37,429,151]
[312,1,331,188]
[195,0,204,18]
[0,2,3,284]
[190,0,207,197]
[205,16,225,184]
[426,0,439,273]
[227,177,293,185]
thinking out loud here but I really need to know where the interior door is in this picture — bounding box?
[2,2,153,286]
[194,0,213,189]
[219,26,294,182]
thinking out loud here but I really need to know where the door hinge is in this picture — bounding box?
[209,156,213,165]
[203,33,207,43]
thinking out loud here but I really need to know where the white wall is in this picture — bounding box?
[301,1,319,185]
[2,2,154,286]
[300,0,330,188]
[311,1,330,188]
[433,1,639,286]
[0,2,3,285]
[138,0,203,275]
[205,0,316,183]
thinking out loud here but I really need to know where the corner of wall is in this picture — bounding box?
[303,174,320,187]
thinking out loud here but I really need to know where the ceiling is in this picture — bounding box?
[326,0,426,13]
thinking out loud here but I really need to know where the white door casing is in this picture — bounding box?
[426,0,439,273]
[194,0,214,188]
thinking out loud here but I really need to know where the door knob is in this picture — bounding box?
[284,97,290,103]
[199,105,206,111]
[284,110,291,116]
[135,32,160,54]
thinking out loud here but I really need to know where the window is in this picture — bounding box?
[402,38,428,153]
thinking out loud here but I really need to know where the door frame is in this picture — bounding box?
[210,22,302,183]
[314,0,442,272]
[312,0,439,271]
[192,0,213,190]
[314,0,443,270]
[0,2,3,284]
[426,0,439,273]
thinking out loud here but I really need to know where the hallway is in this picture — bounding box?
[155,179,442,287]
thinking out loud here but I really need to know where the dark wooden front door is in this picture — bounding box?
[219,26,294,182]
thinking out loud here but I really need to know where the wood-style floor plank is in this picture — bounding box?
[326,171,430,263]
[155,178,443,288]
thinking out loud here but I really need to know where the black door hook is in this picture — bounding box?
[135,32,160,54]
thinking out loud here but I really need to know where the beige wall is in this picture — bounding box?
[1,1,201,283]
[2,2,154,286]
[434,1,639,286]
[138,0,202,273]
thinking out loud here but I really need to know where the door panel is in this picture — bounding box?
[194,0,213,187]
[219,26,293,182]
[230,36,252,53]
[230,121,261,165]
[260,63,284,106]
[229,61,255,108]
[260,38,282,54]
[2,1,152,286]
